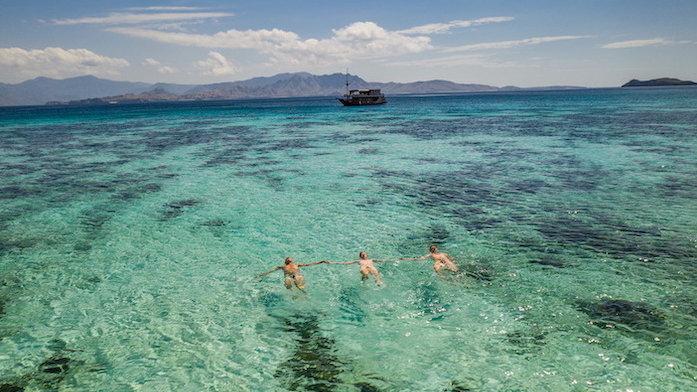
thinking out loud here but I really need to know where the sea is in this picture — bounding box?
[0,87,696,391]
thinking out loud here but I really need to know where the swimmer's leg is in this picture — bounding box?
[433,262,443,274]
[360,268,370,281]
[294,275,306,292]
[284,277,293,290]
[372,270,383,286]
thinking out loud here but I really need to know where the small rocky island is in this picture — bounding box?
[622,78,697,87]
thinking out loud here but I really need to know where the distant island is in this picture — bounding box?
[622,78,697,87]
[0,73,585,107]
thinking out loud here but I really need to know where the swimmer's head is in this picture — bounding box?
[284,257,294,265]
[429,245,438,253]
[359,251,368,259]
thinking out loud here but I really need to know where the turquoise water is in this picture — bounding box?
[1,88,696,391]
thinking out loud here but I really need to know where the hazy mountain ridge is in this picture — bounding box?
[1,76,151,106]
[2,73,588,106]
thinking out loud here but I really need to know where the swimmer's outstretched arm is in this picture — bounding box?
[297,261,329,267]
[256,266,282,279]
[399,254,430,261]
[325,260,358,265]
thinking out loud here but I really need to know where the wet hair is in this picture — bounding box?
[429,245,438,253]
[359,251,367,259]
[284,257,293,264]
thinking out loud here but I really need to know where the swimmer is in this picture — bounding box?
[401,245,459,273]
[257,257,328,291]
[326,251,383,286]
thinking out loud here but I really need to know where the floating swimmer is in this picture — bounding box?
[257,257,328,291]
[401,245,459,273]
[326,251,384,286]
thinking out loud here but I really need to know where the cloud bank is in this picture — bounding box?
[109,21,431,65]
[0,47,129,79]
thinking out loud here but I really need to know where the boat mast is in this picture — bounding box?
[345,68,350,96]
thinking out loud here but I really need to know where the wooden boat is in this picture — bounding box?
[338,89,386,106]
[338,71,386,106]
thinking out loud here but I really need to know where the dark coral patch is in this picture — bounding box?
[447,380,474,391]
[0,384,24,392]
[0,235,37,255]
[529,255,566,268]
[274,315,347,391]
[161,199,200,220]
[39,356,71,374]
[505,330,546,355]
[202,219,226,227]
[357,147,380,155]
[115,182,162,201]
[426,224,450,245]
[0,186,42,200]
[577,299,665,332]
[461,263,495,282]
[353,382,383,392]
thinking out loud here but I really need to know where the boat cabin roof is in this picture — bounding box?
[348,89,382,95]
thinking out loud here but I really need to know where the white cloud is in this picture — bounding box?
[0,47,129,79]
[142,58,161,66]
[127,6,203,11]
[142,58,177,74]
[52,11,233,25]
[601,38,670,49]
[442,35,590,52]
[398,16,514,35]
[108,21,431,65]
[196,51,236,76]
[157,65,177,74]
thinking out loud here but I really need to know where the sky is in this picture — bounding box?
[1,0,696,87]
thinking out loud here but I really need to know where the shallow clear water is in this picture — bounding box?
[1,88,696,391]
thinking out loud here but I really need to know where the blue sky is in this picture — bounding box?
[1,0,695,86]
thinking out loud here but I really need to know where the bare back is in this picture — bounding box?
[282,263,302,276]
[359,258,377,270]
[357,258,382,285]
[430,252,459,272]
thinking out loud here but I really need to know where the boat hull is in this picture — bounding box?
[338,97,386,106]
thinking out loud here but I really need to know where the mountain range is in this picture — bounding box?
[0,73,587,107]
